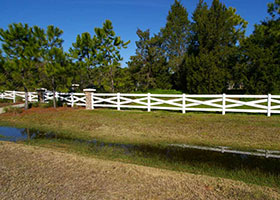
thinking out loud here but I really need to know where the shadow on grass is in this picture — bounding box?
[0,126,276,189]
[1,126,279,188]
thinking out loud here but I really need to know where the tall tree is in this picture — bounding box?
[160,0,190,89]
[69,20,129,92]
[185,0,247,93]
[240,0,280,94]
[94,20,130,92]
[40,25,72,108]
[68,32,96,90]
[0,23,44,109]
[128,29,171,91]
[0,50,5,90]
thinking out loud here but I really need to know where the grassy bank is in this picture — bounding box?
[1,142,280,200]
[0,107,280,190]
[20,137,280,189]
[0,107,280,150]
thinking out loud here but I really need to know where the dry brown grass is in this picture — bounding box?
[0,141,279,200]
[0,107,280,150]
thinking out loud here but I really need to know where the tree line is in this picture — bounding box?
[0,20,129,109]
[0,0,279,109]
[128,0,280,94]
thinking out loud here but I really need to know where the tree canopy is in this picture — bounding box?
[0,0,279,98]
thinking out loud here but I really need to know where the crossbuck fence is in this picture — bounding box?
[1,90,280,117]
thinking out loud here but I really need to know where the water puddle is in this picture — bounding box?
[0,126,280,177]
[0,127,31,142]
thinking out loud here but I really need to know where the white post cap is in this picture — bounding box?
[83,88,96,92]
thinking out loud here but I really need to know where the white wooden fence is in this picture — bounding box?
[44,92,86,107]
[0,91,38,103]
[1,90,280,117]
[91,93,280,117]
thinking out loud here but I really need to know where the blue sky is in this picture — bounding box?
[0,0,272,67]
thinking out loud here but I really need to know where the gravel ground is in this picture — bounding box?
[0,141,279,200]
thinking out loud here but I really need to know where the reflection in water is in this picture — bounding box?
[0,126,280,177]
[0,127,58,142]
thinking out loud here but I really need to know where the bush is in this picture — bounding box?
[0,99,10,103]
[147,89,182,94]
[39,103,51,108]
[15,96,24,103]
[32,102,40,108]
[57,99,63,107]
[3,106,23,114]
[132,89,182,94]
[38,99,64,108]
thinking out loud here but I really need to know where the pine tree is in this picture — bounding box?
[240,0,280,94]
[69,20,129,92]
[94,20,130,92]
[128,29,171,91]
[40,25,72,108]
[0,50,6,91]
[0,23,45,109]
[69,32,96,90]
[186,0,247,93]
[160,0,190,90]
[0,50,4,81]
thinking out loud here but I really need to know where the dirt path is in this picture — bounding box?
[0,142,279,200]
[0,103,24,114]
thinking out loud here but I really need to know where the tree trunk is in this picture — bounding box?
[53,89,57,108]
[52,77,57,108]
[24,87,28,110]
[110,66,115,93]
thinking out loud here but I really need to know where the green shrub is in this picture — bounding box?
[3,106,23,114]
[0,99,10,103]
[32,102,40,108]
[57,99,63,107]
[147,89,182,94]
[45,100,55,108]
[15,96,24,103]
[39,99,63,108]
[132,89,182,94]
[39,103,51,108]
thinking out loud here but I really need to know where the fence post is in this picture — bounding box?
[117,93,121,111]
[12,91,15,103]
[267,94,271,117]
[222,93,226,115]
[147,93,151,112]
[71,92,74,107]
[83,88,96,110]
[182,93,186,114]
[92,92,94,110]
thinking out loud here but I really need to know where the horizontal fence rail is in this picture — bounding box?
[91,93,280,117]
[44,92,86,107]
[0,91,38,103]
[1,90,280,116]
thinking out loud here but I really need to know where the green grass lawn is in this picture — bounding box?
[0,107,279,150]
[0,107,280,189]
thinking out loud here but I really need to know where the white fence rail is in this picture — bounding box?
[44,92,86,107]
[0,91,38,103]
[1,90,280,116]
[92,93,280,117]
